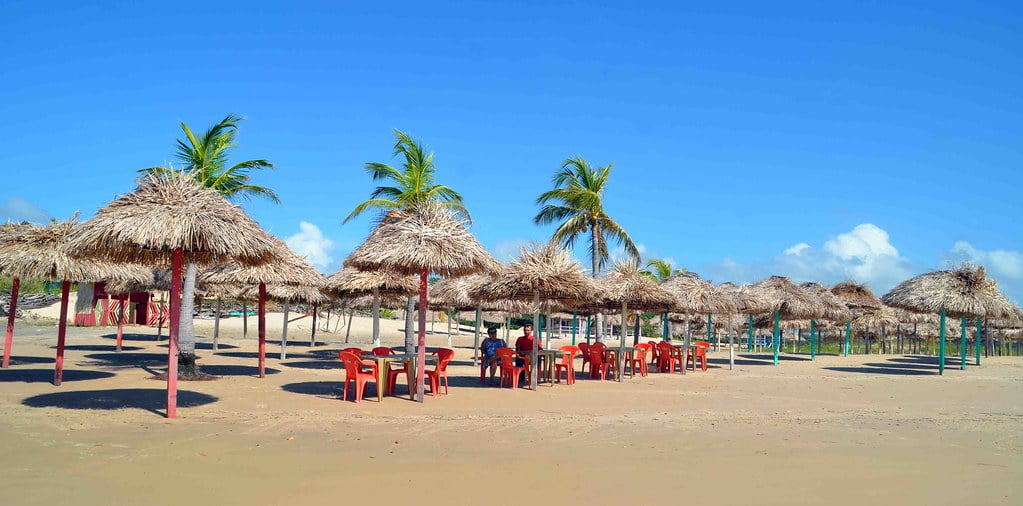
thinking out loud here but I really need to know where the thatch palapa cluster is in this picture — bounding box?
[881,265,1015,319]
[750,276,824,320]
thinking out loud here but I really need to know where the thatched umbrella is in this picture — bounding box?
[594,262,675,380]
[660,273,739,363]
[343,204,498,402]
[830,281,882,357]
[799,282,852,360]
[325,267,417,348]
[0,222,33,368]
[882,265,1015,374]
[431,273,513,363]
[200,237,324,367]
[750,276,825,365]
[66,174,276,418]
[0,217,152,378]
[470,242,595,390]
[718,282,771,368]
[235,281,329,358]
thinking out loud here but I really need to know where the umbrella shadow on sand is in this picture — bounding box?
[2,356,55,365]
[100,333,160,342]
[22,388,218,416]
[0,369,115,383]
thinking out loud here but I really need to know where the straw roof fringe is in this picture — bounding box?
[595,262,677,311]
[344,204,499,277]
[199,237,324,287]
[830,281,883,311]
[800,282,853,322]
[471,242,595,305]
[66,173,276,266]
[881,265,1015,318]
[852,304,900,328]
[0,216,152,285]
[749,276,825,320]
[717,282,773,315]
[660,272,738,315]
[324,267,417,298]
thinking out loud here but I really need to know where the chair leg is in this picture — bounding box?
[343,378,350,401]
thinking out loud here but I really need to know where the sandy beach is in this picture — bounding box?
[1,311,1020,506]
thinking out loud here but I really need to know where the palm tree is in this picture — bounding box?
[345,130,467,352]
[534,157,639,341]
[139,114,278,376]
[642,258,684,282]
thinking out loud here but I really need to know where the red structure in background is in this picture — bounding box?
[73,282,152,327]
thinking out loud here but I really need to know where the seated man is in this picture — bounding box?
[480,326,506,383]
[514,323,542,384]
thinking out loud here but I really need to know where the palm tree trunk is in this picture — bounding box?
[404,296,416,354]
[591,225,604,343]
[177,262,199,377]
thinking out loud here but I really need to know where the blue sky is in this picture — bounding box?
[2,1,1021,302]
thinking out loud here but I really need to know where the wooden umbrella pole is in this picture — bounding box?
[242,301,248,339]
[938,309,946,375]
[662,312,669,342]
[2,276,19,368]
[213,298,221,352]
[810,320,817,361]
[258,282,266,378]
[619,301,627,382]
[472,307,481,366]
[975,317,982,366]
[572,312,578,345]
[372,287,381,347]
[281,302,290,360]
[530,292,540,391]
[447,310,452,348]
[415,269,429,402]
[728,314,734,370]
[960,315,967,370]
[844,322,851,357]
[772,309,780,366]
[310,305,317,347]
[747,314,754,352]
[116,296,125,352]
[53,279,71,386]
[166,248,183,419]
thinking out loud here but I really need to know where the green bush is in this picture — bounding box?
[378,308,395,319]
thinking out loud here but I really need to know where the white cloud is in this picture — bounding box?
[0,197,50,224]
[284,222,334,271]
[784,243,810,256]
[490,239,531,262]
[701,223,912,294]
[948,241,1023,280]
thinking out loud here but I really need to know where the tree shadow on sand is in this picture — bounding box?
[198,365,280,377]
[61,345,144,352]
[281,381,384,402]
[0,369,115,383]
[281,360,341,370]
[100,333,160,342]
[85,352,168,365]
[22,388,218,416]
[157,342,238,351]
[2,356,54,365]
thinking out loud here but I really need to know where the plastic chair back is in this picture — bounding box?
[496,348,518,368]
[557,345,580,365]
[371,346,393,356]
[342,347,365,356]
[338,351,364,377]
[434,348,455,371]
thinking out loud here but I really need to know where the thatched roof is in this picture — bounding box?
[324,267,417,298]
[718,282,773,314]
[238,283,330,305]
[0,217,152,285]
[343,204,498,277]
[199,237,324,287]
[660,272,738,315]
[470,242,595,305]
[66,173,276,266]
[830,281,883,311]
[749,276,824,320]
[430,273,504,310]
[881,265,1015,318]
[595,263,677,311]
[800,282,853,322]
[852,304,900,328]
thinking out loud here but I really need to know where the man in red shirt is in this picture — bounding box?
[514,323,541,385]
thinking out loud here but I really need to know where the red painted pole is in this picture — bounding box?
[53,280,70,386]
[167,248,182,419]
[2,276,19,368]
[258,282,266,378]
[415,269,428,402]
[115,296,125,352]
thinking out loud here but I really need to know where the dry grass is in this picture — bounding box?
[65,173,276,266]
[344,204,499,277]
[881,264,1016,318]
[0,216,152,284]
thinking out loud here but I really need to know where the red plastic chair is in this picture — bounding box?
[656,341,680,374]
[578,342,592,374]
[338,351,378,403]
[648,340,662,365]
[631,344,649,377]
[342,347,366,356]
[592,341,607,352]
[371,346,393,356]
[687,341,710,372]
[555,345,580,384]
[589,348,614,381]
[424,349,455,396]
[496,348,526,389]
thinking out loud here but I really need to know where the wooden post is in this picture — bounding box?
[473,307,482,366]
[938,310,946,375]
[242,302,248,339]
[166,248,183,418]
[619,301,627,382]
[572,312,578,345]
[446,310,453,348]
[960,315,967,370]
[728,314,734,370]
[115,296,125,352]
[844,322,851,357]
[661,312,669,341]
[156,293,164,340]
[53,279,71,386]
[212,298,221,352]
[531,292,540,391]
[772,309,780,366]
[810,320,817,361]
[3,276,19,368]
[310,305,318,347]
[975,317,982,366]
[586,316,592,343]
[416,269,428,402]
[706,314,713,350]
[258,282,266,378]
[747,314,754,352]
[281,303,290,360]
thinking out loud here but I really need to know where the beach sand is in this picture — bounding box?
[1,310,1021,505]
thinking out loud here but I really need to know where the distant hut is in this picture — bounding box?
[325,267,417,348]
[799,282,853,359]
[750,276,825,365]
[718,282,771,368]
[594,262,675,380]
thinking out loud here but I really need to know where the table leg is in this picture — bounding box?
[406,359,416,401]
[376,360,385,402]
[548,356,555,386]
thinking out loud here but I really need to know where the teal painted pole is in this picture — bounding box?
[747,314,754,352]
[662,312,669,341]
[960,315,967,370]
[975,317,982,366]
[939,310,946,375]
[844,322,851,357]
[571,312,578,345]
[772,309,780,365]
[706,315,712,344]
[810,320,817,360]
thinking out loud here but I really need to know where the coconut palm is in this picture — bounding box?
[139,114,278,376]
[534,157,639,341]
[345,130,468,352]
[642,258,684,282]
